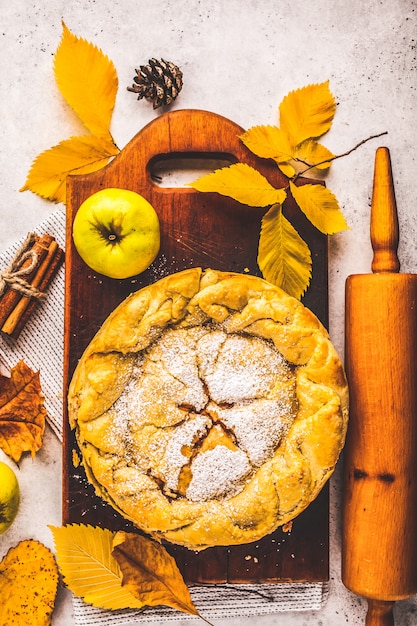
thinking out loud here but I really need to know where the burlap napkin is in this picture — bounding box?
[0,209,328,623]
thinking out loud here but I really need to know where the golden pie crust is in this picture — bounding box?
[68,268,348,550]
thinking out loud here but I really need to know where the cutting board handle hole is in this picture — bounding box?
[148,152,235,188]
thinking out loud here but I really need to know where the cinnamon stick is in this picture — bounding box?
[1,240,63,337]
[9,246,64,339]
[0,233,54,327]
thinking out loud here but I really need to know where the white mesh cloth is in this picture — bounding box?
[73,582,328,624]
[0,209,328,623]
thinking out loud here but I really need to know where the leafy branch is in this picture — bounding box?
[190,82,387,299]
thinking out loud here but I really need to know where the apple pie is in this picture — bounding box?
[68,268,348,550]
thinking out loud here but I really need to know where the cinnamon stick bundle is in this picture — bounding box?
[0,233,54,327]
[0,232,64,339]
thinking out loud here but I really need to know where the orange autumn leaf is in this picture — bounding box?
[0,360,47,462]
[112,530,201,618]
[0,539,59,626]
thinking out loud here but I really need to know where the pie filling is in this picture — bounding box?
[110,324,297,502]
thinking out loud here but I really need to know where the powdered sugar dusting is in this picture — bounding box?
[186,446,251,501]
[149,326,209,411]
[208,398,293,467]
[198,331,288,403]
[108,323,297,503]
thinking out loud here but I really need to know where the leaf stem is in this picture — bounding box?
[198,614,216,625]
[293,131,388,181]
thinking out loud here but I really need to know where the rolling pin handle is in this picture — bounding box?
[365,599,395,626]
[370,147,400,274]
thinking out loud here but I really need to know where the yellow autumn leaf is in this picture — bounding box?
[290,182,349,234]
[49,524,145,610]
[279,81,336,146]
[258,203,312,299]
[20,135,119,204]
[190,163,287,207]
[277,161,296,178]
[112,531,200,618]
[240,125,295,164]
[21,23,120,204]
[54,22,118,138]
[296,139,335,170]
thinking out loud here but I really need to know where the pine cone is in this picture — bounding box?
[127,58,183,109]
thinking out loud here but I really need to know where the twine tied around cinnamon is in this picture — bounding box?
[0,232,47,300]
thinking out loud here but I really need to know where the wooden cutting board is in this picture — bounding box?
[63,109,329,585]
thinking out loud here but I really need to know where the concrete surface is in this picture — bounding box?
[1,1,417,624]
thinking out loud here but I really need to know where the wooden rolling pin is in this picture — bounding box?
[342,146,417,625]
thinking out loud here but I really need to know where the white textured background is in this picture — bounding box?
[1,1,417,624]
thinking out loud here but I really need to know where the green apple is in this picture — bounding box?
[0,461,19,534]
[72,188,160,279]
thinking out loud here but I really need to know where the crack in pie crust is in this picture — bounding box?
[68,268,348,550]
